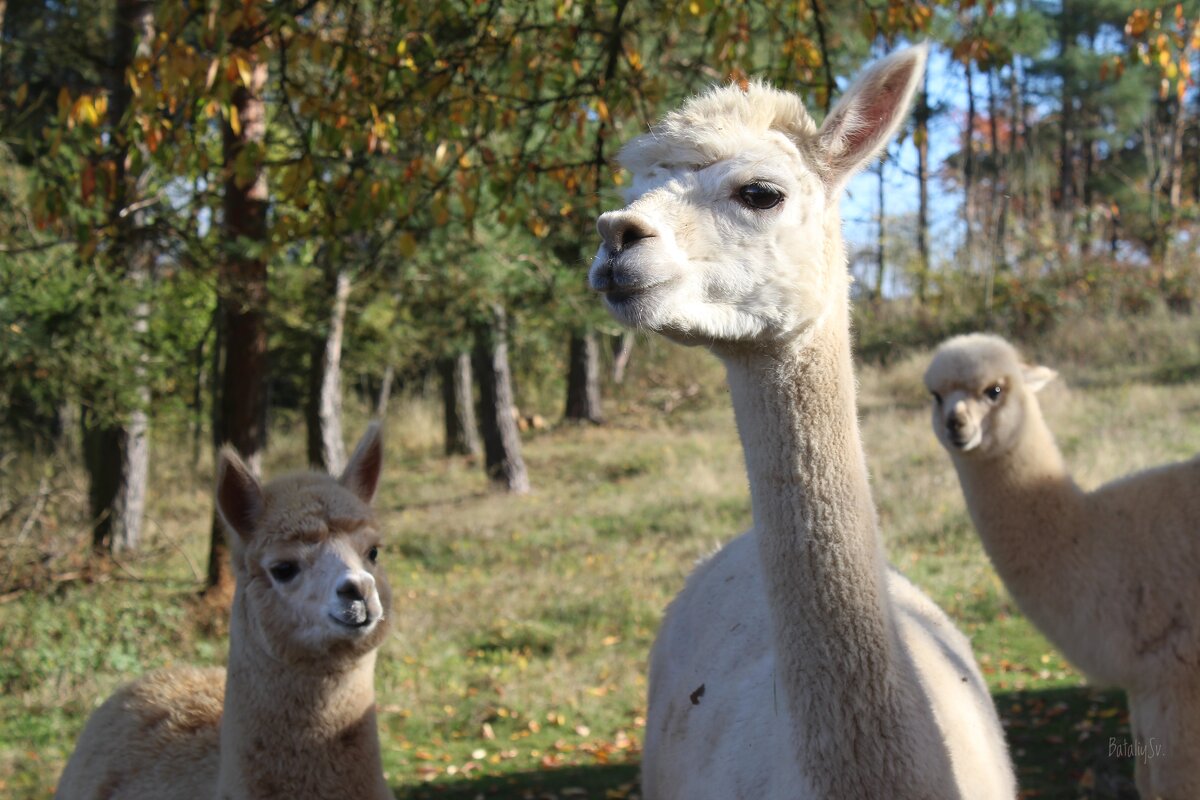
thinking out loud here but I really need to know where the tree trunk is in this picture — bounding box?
[441,351,481,457]
[915,66,930,302]
[472,306,529,493]
[564,329,603,424]
[84,0,155,555]
[964,58,976,272]
[611,331,634,384]
[81,410,123,554]
[1056,5,1074,252]
[874,156,886,300]
[207,48,269,599]
[375,364,394,419]
[306,268,351,473]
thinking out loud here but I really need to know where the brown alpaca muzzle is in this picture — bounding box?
[329,572,383,630]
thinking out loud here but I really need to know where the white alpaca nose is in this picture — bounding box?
[597,211,656,254]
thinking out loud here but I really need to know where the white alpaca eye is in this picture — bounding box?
[367,546,379,563]
[985,385,1002,402]
[737,182,784,210]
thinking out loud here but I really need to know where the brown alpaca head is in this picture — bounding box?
[215,424,392,665]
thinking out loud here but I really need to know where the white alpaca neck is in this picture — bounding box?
[215,592,391,800]
[721,293,957,797]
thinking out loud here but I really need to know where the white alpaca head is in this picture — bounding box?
[216,424,392,663]
[590,45,928,349]
[924,334,1058,457]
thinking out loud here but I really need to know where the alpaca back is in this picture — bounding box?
[55,667,223,799]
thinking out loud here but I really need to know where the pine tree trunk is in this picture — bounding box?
[441,352,481,457]
[208,48,269,600]
[306,268,351,473]
[611,331,634,384]
[472,306,529,493]
[564,329,603,424]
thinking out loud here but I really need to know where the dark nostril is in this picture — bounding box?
[599,213,656,253]
[947,417,963,432]
[337,578,365,603]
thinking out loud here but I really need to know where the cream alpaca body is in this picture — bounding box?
[56,426,394,800]
[591,46,1013,799]
[926,332,1200,799]
[644,533,1012,800]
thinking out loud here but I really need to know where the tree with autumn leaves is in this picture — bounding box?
[4,0,1200,596]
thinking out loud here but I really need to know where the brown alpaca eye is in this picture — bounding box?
[985,385,1002,402]
[269,562,300,583]
[367,546,379,563]
[737,182,784,210]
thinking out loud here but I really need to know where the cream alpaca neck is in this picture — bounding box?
[216,588,391,800]
[950,394,1085,582]
[721,282,956,796]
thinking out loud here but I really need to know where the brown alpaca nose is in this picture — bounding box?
[597,211,656,254]
[337,575,369,603]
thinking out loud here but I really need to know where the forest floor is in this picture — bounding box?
[7,334,1200,799]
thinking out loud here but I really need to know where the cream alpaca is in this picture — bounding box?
[590,47,1014,799]
[926,333,1200,799]
[56,425,394,800]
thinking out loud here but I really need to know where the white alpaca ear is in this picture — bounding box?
[216,447,264,542]
[816,44,928,187]
[340,422,383,505]
[1022,364,1058,392]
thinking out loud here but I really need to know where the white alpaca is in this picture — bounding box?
[590,47,1015,799]
[56,425,394,800]
[925,332,1200,800]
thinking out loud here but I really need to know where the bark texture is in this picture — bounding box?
[472,307,529,493]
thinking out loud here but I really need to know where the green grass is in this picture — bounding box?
[9,341,1200,798]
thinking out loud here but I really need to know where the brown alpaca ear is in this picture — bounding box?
[216,447,264,542]
[816,43,928,188]
[340,422,383,504]
[1022,364,1058,393]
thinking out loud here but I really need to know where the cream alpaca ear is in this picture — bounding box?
[816,43,928,187]
[216,447,264,542]
[1022,364,1058,392]
[340,422,383,504]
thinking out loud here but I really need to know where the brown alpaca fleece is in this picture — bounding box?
[56,425,394,800]
[590,47,1014,799]
[926,333,1200,800]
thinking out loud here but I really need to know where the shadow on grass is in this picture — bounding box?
[394,763,639,800]
[997,685,1136,799]
[392,686,1140,800]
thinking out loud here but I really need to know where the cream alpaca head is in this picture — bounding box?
[590,45,928,351]
[216,423,392,665]
[924,334,1058,458]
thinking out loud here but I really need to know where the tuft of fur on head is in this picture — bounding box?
[619,79,819,180]
[924,334,1024,390]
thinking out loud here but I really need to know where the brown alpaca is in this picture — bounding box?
[56,425,394,800]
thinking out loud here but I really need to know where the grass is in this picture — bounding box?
[7,332,1200,798]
